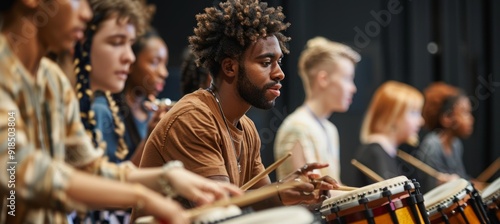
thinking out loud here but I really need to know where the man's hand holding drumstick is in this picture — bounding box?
[276,163,339,205]
[242,153,354,206]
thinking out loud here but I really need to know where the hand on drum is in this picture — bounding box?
[436,173,460,185]
[470,179,487,191]
[142,194,189,224]
[164,168,243,206]
[278,163,339,205]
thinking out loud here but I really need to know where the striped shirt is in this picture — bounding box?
[0,34,131,224]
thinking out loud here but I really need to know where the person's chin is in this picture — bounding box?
[49,42,72,54]
[110,84,126,94]
[338,105,350,112]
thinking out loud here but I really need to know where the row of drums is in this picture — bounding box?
[319,176,500,224]
[137,176,499,224]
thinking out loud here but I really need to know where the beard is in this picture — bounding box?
[237,65,278,110]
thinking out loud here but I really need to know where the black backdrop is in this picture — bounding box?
[150,0,500,185]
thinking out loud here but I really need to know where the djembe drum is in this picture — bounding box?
[320,176,428,224]
[424,178,489,224]
[481,177,500,223]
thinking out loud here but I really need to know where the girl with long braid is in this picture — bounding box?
[0,0,240,223]
[73,0,242,222]
[75,0,140,164]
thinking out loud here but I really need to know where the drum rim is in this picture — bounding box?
[481,176,500,203]
[320,176,412,214]
[424,179,471,216]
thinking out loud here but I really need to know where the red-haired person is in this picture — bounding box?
[352,81,424,186]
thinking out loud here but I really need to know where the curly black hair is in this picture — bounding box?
[189,0,291,79]
[180,48,210,95]
[422,82,466,130]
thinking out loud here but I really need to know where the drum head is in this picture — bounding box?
[424,178,470,214]
[482,176,500,203]
[218,206,313,224]
[192,205,242,224]
[321,176,411,214]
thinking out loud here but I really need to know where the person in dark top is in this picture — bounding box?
[416,82,481,193]
[352,81,424,187]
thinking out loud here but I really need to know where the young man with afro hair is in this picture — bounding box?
[140,0,339,209]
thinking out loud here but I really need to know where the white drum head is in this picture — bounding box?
[320,176,411,215]
[218,206,313,224]
[482,176,500,203]
[424,178,470,215]
[192,205,242,224]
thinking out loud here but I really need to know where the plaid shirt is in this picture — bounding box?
[0,34,131,223]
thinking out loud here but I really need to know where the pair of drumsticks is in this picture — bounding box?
[241,152,357,191]
[350,151,444,183]
[352,150,500,183]
[135,152,364,223]
[188,152,357,219]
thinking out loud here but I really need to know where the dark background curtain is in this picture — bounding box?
[150,0,500,185]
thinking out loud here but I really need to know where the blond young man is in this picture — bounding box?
[274,37,360,183]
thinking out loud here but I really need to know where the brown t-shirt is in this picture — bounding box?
[140,90,264,186]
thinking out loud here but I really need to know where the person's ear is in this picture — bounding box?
[316,70,330,88]
[221,58,238,78]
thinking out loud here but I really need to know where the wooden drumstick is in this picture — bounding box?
[187,181,301,219]
[309,179,358,191]
[240,152,292,191]
[334,186,358,191]
[476,157,500,182]
[351,159,384,182]
[396,150,442,179]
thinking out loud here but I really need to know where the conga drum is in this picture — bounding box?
[424,178,489,224]
[481,177,500,223]
[320,176,428,224]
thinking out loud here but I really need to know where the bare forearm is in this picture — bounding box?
[126,168,164,192]
[247,178,282,210]
[248,183,283,210]
[66,170,147,209]
[207,175,281,210]
[67,169,188,223]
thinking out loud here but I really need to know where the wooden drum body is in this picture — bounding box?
[481,177,500,223]
[320,176,428,224]
[424,178,489,224]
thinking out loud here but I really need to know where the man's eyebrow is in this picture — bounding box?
[255,53,282,59]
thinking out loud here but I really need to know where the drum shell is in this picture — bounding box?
[321,176,427,224]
